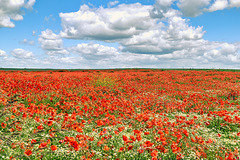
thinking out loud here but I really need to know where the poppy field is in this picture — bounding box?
[0,69,240,160]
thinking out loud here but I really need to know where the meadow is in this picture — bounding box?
[0,69,239,160]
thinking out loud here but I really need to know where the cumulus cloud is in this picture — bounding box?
[39,29,69,55]
[74,42,240,68]
[21,39,35,45]
[0,49,7,57]
[1,1,239,69]
[11,48,34,59]
[150,0,180,18]
[41,55,86,67]
[25,0,36,9]
[9,1,234,69]
[59,3,205,56]
[229,0,240,7]
[0,56,42,68]
[44,15,56,22]
[59,3,155,41]
[202,42,240,63]
[32,30,36,36]
[0,0,36,28]
[208,0,228,12]
[177,0,211,17]
[120,16,205,54]
[70,43,119,60]
[56,2,240,69]
[108,1,119,7]
[177,0,240,16]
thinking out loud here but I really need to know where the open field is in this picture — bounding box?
[0,69,239,159]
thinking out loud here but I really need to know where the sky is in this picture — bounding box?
[0,0,240,69]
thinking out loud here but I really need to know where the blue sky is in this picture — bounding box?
[0,0,240,69]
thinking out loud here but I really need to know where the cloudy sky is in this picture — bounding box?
[0,0,240,69]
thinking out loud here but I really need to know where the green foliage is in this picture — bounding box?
[206,117,239,134]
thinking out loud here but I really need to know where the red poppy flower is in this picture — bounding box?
[128,145,133,151]
[31,139,37,143]
[118,147,125,152]
[144,131,150,135]
[151,150,158,157]
[47,121,53,126]
[1,123,6,128]
[39,142,47,148]
[136,134,142,141]
[130,135,136,141]
[122,135,128,142]
[51,145,57,151]
[103,145,110,151]
[37,125,44,130]
[24,149,32,156]
[9,128,15,132]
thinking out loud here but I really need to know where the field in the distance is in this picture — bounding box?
[0,69,239,159]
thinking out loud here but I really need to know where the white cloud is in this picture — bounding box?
[112,52,158,66]
[42,55,86,66]
[2,1,238,69]
[229,0,240,7]
[177,0,240,16]
[21,39,35,45]
[177,0,211,17]
[39,29,69,55]
[154,0,176,12]
[0,16,14,28]
[32,30,36,36]
[208,0,228,12]
[1,40,239,68]
[11,48,34,59]
[55,2,240,69]
[120,16,205,54]
[0,49,7,57]
[59,3,155,41]
[59,2,205,56]
[25,0,36,9]
[167,16,205,40]
[0,0,36,28]
[70,42,119,60]
[0,56,42,68]
[44,15,55,22]
[108,1,119,7]
[202,42,240,62]
[150,0,178,18]
[66,40,240,69]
